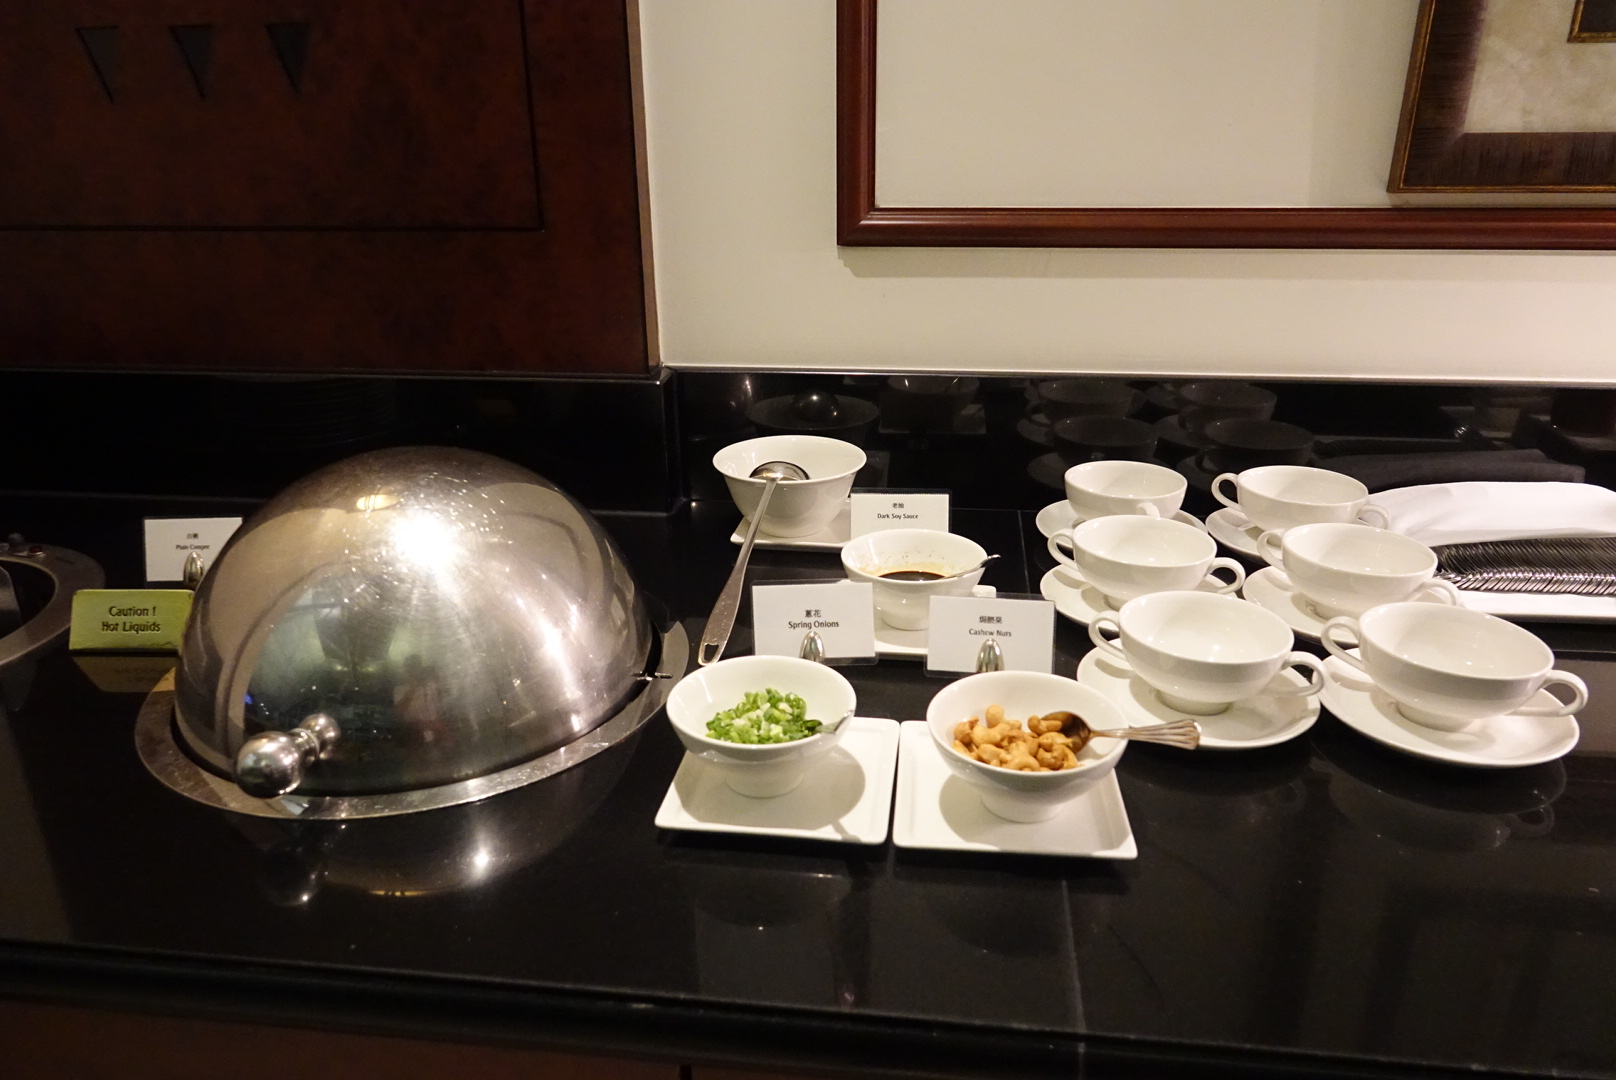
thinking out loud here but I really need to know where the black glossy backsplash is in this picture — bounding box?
[4,369,1615,517]
[2,370,679,511]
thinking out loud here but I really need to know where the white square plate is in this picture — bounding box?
[891,722,1137,858]
[728,500,851,550]
[655,716,900,844]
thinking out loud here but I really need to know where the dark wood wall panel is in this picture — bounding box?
[0,1,540,227]
[0,1,650,375]
[0,232,647,373]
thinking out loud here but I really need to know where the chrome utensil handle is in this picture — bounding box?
[235,712,340,798]
[698,476,780,666]
[1095,718,1201,749]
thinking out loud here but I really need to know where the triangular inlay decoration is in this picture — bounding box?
[171,25,213,98]
[76,26,119,101]
[265,22,309,94]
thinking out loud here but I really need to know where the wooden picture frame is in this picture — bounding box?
[837,0,1616,250]
[1390,0,1616,192]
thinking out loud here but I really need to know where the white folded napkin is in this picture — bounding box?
[1374,481,1616,547]
[1459,589,1616,623]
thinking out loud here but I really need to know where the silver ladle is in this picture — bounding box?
[698,460,809,665]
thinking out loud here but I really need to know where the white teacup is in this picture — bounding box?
[1049,515,1245,609]
[1088,591,1326,715]
[841,528,988,630]
[1064,460,1186,521]
[1320,602,1589,731]
[1257,522,1460,618]
[1212,465,1389,533]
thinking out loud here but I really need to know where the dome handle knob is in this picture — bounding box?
[235,712,340,799]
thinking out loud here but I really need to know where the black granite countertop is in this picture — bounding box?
[4,491,1616,1080]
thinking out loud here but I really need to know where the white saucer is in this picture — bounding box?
[1036,501,1205,548]
[1320,653,1580,769]
[1241,566,1332,640]
[1242,566,1447,642]
[873,585,996,658]
[1206,507,1264,558]
[729,500,851,550]
[891,722,1136,858]
[1077,650,1318,750]
[1040,566,1225,626]
[654,716,900,843]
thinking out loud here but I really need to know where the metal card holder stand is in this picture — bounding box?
[751,577,878,667]
[922,592,1052,679]
[799,629,826,663]
[800,630,1001,673]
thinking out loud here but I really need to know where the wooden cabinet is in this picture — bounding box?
[0,999,680,1080]
[0,1,651,374]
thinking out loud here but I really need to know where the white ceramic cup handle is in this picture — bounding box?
[1415,578,1461,606]
[1047,529,1081,572]
[1211,473,1242,510]
[1262,652,1327,697]
[1202,557,1247,595]
[1356,502,1390,529]
[1515,670,1589,717]
[1256,529,1287,571]
[1136,502,1162,518]
[1088,615,1127,662]
[1319,617,1366,672]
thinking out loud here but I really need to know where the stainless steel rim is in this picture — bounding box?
[137,622,688,820]
[0,544,105,674]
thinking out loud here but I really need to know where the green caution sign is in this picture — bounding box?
[68,589,194,653]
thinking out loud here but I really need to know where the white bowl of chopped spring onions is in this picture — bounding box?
[665,656,857,797]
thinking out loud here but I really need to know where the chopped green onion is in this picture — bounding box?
[706,688,822,744]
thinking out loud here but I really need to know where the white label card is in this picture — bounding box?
[925,595,1055,674]
[143,517,243,583]
[752,581,876,661]
[849,491,949,537]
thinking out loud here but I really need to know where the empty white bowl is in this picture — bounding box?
[665,655,856,797]
[925,670,1127,822]
[713,435,867,537]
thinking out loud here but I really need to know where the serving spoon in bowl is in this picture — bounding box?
[1042,710,1201,750]
[698,460,809,665]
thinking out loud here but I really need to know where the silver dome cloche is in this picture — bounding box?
[142,447,684,819]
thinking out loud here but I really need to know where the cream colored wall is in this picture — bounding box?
[638,0,1616,383]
